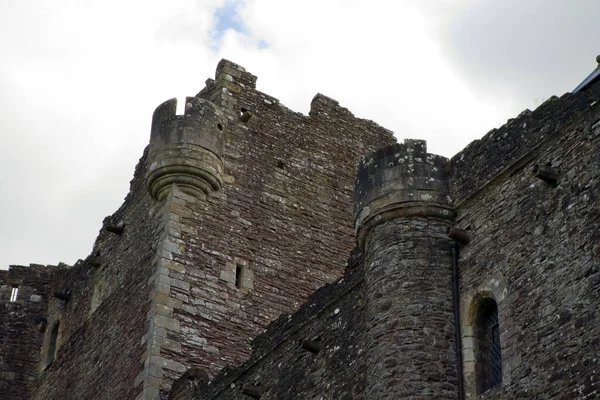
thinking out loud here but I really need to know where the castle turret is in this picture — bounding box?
[354,139,458,398]
[147,96,226,201]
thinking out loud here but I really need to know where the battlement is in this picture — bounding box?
[451,78,600,204]
[0,264,56,303]
[147,96,226,200]
[150,97,226,155]
[0,264,54,398]
[353,139,454,250]
[215,59,257,91]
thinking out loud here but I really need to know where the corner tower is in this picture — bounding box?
[147,97,226,201]
[354,139,458,398]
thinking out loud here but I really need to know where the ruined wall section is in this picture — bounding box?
[32,149,168,400]
[455,84,600,398]
[151,59,396,394]
[171,250,367,400]
[0,265,53,399]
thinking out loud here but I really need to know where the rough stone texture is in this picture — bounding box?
[362,218,458,399]
[170,250,367,400]
[355,140,457,398]
[30,149,166,400]
[142,60,396,398]
[169,67,600,400]
[0,265,53,399]
[3,60,600,400]
[453,81,600,399]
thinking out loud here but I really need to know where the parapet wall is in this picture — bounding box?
[0,265,54,399]
[451,82,600,204]
[147,97,226,200]
[354,139,454,249]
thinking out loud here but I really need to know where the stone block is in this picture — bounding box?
[154,314,181,332]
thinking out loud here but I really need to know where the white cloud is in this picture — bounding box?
[0,0,597,268]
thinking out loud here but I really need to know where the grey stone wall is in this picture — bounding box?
[355,140,458,398]
[0,265,53,399]
[454,84,600,398]
[31,150,167,400]
[171,250,368,400]
[144,60,396,397]
[168,72,600,400]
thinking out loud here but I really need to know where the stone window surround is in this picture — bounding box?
[10,285,19,302]
[42,320,61,370]
[460,275,507,398]
[220,257,254,294]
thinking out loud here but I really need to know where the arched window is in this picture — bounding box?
[47,322,60,365]
[475,299,502,393]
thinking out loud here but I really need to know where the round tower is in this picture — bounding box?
[146,96,226,201]
[354,139,458,399]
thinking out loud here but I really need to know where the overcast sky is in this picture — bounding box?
[1,0,598,268]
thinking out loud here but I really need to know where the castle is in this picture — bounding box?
[1,58,599,400]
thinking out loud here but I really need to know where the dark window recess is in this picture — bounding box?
[47,322,60,365]
[476,299,502,393]
[235,265,243,289]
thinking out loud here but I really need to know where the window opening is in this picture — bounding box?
[235,265,243,289]
[47,322,60,365]
[91,281,104,313]
[10,286,18,302]
[476,299,502,393]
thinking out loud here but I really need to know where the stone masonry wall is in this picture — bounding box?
[363,218,458,399]
[146,60,396,397]
[453,82,600,398]
[0,265,53,399]
[171,250,368,400]
[32,150,168,400]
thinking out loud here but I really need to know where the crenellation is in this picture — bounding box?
[147,96,226,201]
[452,83,600,206]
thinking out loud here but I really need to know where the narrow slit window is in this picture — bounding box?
[475,299,502,393]
[10,286,18,302]
[235,265,243,289]
[47,322,60,365]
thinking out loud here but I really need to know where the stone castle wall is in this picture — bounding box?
[2,59,599,400]
[31,150,167,400]
[454,82,600,398]
[166,74,600,400]
[170,250,368,400]
[4,60,395,400]
[0,265,53,399]
[138,60,396,398]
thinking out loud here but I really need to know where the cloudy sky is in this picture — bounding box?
[1,0,598,268]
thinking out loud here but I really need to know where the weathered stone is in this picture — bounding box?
[2,59,599,400]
